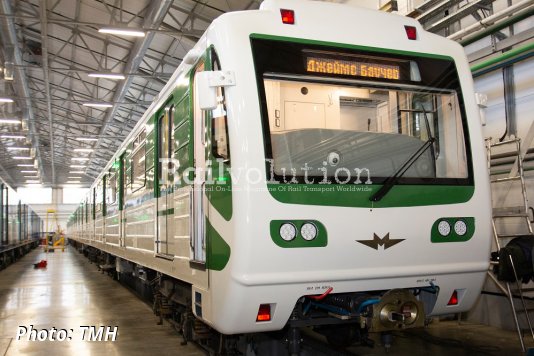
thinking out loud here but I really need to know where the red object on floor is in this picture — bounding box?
[33,260,47,269]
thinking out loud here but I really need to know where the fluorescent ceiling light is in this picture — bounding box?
[68,176,82,179]
[88,73,126,80]
[83,102,113,108]
[69,171,85,174]
[0,98,14,103]
[0,119,21,124]
[72,157,90,161]
[13,156,32,160]
[21,170,37,173]
[99,27,145,37]
[1,134,25,139]
[17,164,34,167]
[7,147,29,151]
[74,148,94,152]
[24,176,39,178]
[66,180,81,184]
[76,137,98,142]
[25,180,40,183]
[70,165,86,168]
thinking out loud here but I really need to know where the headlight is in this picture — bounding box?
[454,220,467,236]
[437,220,451,236]
[279,223,297,241]
[300,223,318,241]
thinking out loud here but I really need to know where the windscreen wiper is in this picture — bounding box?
[369,106,436,202]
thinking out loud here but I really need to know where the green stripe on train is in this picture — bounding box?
[250,34,454,61]
[206,220,231,271]
[267,184,474,207]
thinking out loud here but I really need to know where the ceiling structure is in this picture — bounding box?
[0,0,532,188]
[0,0,259,188]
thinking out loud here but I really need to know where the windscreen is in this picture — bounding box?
[252,37,472,185]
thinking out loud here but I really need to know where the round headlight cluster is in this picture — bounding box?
[437,220,451,237]
[454,220,467,236]
[279,223,297,241]
[300,223,318,241]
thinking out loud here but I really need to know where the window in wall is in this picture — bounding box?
[17,188,52,204]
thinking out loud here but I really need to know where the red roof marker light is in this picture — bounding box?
[447,290,459,306]
[405,25,417,40]
[280,9,295,25]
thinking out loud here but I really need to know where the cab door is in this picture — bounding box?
[191,62,207,266]
[156,106,174,257]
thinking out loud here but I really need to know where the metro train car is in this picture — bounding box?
[68,0,492,351]
[0,181,42,269]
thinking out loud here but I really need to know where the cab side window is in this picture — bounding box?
[211,51,230,161]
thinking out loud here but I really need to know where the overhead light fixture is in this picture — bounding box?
[13,156,32,160]
[25,180,40,183]
[0,98,14,103]
[88,73,126,80]
[70,165,86,168]
[83,102,113,108]
[24,176,39,178]
[17,164,34,167]
[72,157,90,161]
[69,171,85,174]
[0,119,21,124]
[76,137,98,142]
[98,27,146,37]
[1,134,25,139]
[68,176,82,179]
[74,148,94,152]
[21,170,38,173]
[66,180,81,184]
[7,147,30,151]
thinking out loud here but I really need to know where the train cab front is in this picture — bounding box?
[211,29,491,342]
[195,0,492,346]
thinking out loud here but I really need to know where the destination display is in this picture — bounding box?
[306,56,401,80]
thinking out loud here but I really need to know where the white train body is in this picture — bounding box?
[68,0,492,336]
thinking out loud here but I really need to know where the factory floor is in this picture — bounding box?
[0,246,530,356]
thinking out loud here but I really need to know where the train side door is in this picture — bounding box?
[156,106,174,257]
[191,62,207,266]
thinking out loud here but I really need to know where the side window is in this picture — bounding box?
[95,182,103,212]
[125,148,132,191]
[211,51,230,161]
[157,106,174,185]
[169,106,175,164]
[107,173,117,204]
[131,130,146,192]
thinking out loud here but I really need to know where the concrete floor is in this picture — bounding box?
[0,247,204,356]
[0,246,530,355]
